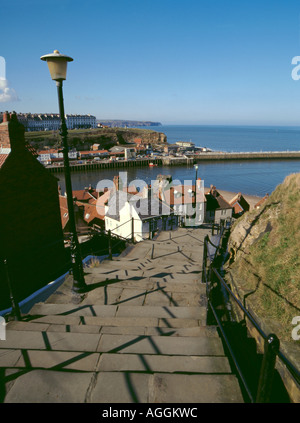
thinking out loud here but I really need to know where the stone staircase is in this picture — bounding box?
[0,227,244,403]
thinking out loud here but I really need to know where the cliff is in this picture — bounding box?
[224,173,300,400]
[25,127,167,150]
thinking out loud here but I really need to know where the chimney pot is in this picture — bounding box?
[2,111,10,122]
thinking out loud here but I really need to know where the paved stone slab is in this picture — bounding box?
[81,316,159,328]
[116,305,206,319]
[90,372,150,403]
[45,332,102,352]
[97,324,218,337]
[14,350,100,371]
[80,287,123,305]
[0,330,47,350]
[6,321,50,332]
[24,315,81,325]
[100,326,147,336]
[170,293,203,307]
[148,373,244,403]
[0,331,101,352]
[0,349,23,367]
[28,304,117,317]
[145,326,219,337]
[116,288,147,306]
[46,324,101,334]
[4,370,94,403]
[97,334,225,356]
[144,290,172,306]
[98,353,231,374]
[158,318,203,328]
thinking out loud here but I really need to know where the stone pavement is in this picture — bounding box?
[0,227,244,403]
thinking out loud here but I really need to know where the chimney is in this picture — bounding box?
[210,185,217,197]
[0,111,25,151]
[2,111,10,123]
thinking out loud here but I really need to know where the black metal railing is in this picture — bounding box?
[202,223,300,403]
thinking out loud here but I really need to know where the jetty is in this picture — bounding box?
[46,151,300,173]
[0,227,244,403]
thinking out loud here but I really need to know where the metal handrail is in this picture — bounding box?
[203,229,300,402]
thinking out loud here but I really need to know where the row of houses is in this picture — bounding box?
[0,112,97,131]
[36,145,139,165]
[59,175,255,243]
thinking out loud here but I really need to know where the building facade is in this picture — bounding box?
[1,112,97,131]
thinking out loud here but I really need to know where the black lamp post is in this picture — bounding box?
[193,164,199,220]
[40,50,87,294]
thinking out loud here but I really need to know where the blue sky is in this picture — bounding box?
[1,0,300,125]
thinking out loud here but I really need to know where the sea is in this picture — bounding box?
[57,125,300,198]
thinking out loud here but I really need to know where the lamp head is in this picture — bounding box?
[40,50,73,81]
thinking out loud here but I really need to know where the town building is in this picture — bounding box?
[0,112,66,310]
[0,112,97,131]
[37,148,78,165]
[229,192,250,218]
[158,179,206,227]
[105,190,176,242]
[205,185,233,224]
[254,194,269,209]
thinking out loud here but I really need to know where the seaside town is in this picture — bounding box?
[0,1,299,408]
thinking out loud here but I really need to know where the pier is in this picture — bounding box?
[46,150,300,173]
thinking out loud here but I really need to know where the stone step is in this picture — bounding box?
[0,331,224,356]
[0,350,230,374]
[96,334,225,356]
[5,319,219,337]
[86,263,202,277]
[27,303,207,321]
[3,370,244,403]
[97,352,231,373]
[0,330,102,352]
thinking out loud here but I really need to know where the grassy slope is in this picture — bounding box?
[226,173,300,342]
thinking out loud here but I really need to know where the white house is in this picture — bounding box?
[124,147,136,160]
[37,148,78,164]
[105,190,177,242]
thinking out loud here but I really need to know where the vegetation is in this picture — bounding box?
[25,127,165,151]
[226,173,300,342]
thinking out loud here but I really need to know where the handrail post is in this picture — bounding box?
[131,217,134,243]
[202,235,208,283]
[108,230,112,260]
[3,259,21,321]
[256,333,280,403]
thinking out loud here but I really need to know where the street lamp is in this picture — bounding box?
[193,164,199,224]
[40,50,87,294]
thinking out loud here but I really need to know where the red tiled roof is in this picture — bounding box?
[254,194,269,209]
[72,188,98,202]
[79,150,108,155]
[160,184,206,206]
[59,195,69,229]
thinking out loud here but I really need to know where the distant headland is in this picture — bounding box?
[97,120,162,128]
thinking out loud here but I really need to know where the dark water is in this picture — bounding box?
[57,125,300,197]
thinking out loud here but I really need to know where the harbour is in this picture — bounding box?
[47,150,300,173]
